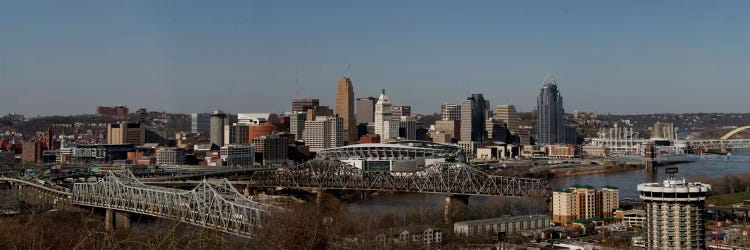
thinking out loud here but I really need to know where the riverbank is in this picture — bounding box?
[548,164,643,177]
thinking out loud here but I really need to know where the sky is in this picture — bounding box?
[1,1,749,116]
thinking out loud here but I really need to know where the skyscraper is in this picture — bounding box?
[288,111,306,141]
[494,105,520,135]
[336,76,356,144]
[536,76,565,145]
[303,116,344,152]
[638,177,710,249]
[291,98,320,112]
[391,106,411,121]
[356,97,376,124]
[485,118,507,143]
[375,89,393,138]
[107,122,145,146]
[441,103,461,121]
[460,94,489,142]
[210,111,227,147]
[191,113,210,133]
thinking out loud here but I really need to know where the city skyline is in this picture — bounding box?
[2,1,750,116]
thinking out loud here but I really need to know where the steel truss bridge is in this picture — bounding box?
[683,139,750,150]
[1,171,273,238]
[241,160,550,198]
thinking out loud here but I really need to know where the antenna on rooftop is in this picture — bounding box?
[346,64,351,78]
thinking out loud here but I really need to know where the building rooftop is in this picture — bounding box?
[454,214,550,227]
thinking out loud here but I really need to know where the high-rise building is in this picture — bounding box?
[356,97,376,124]
[638,178,710,249]
[552,185,620,225]
[249,123,275,141]
[96,105,129,117]
[220,144,255,167]
[252,135,290,166]
[434,120,460,141]
[227,124,251,145]
[460,94,489,142]
[156,147,186,165]
[494,105,520,135]
[107,122,145,145]
[288,112,307,141]
[391,106,411,121]
[536,76,565,145]
[291,98,320,112]
[651,122,676,140]
[303,116,344,152]
[441,104,461,121]
[485,118,508,143]
[305,106,334,121]
[398,119,417,140]
[210,111,227,147]
[375,90,393,138]
[191,113,211,134]
[336,76,356,144]
[22,140,44,164]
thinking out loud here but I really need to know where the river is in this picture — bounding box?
[345,152,750,218]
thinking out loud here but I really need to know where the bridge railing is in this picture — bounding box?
[246,160,550,198]
[0,177,71,197]
[72,170,273,237]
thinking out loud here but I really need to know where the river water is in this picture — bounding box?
[345,153,750,218]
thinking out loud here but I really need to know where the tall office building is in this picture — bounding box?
[485,118,508,143]
[651,122,676,140]
[227,124,251,144]
[391,106,411,121]
[397,118,417,140]
[191,113,210,133]
[434,120,460,142]
[336,77,356,144]
[536,76,565,145]
[291,98,320,112]
[220,145,255,167]
[252,135,290,166]
[156,147,186,165]
[288,112,306,141]
[303,116,344,152]
[210,111,227,147]
[374,90,393,138]
[552,185,620,224]
[305,106,334,121]
[638,178,710,249]
[356,97,376,124]
[441,104,461,121]
[460,94,489,142]
[107,122,145,145]
[494,105,520,135]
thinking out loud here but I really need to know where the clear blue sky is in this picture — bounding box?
[1,1,749,116]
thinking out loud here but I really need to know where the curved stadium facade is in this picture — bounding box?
[317,141,465,172]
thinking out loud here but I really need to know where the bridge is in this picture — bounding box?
[1,170,274,238]
[1,159,550,236]
[242,160,548,198]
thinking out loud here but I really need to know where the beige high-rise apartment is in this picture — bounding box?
[495,105,521,134]
[552,185,620,224]
[303,116,344,152]
[651,122,675,140]
[107,122,145,145]
[336,76,356,144]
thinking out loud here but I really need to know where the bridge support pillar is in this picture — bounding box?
[115,211,132,235]
[444,195,469,227]
[105,209,114,233]
[315,189,325,205]
[644,143,656,173]
[104,209,132,235]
